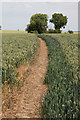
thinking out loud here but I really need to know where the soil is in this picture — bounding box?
[2,38,48,118]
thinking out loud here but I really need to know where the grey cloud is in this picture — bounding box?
[2,2,78,31]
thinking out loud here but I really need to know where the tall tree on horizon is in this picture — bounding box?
[50,13,67,30]
[0,26,1,30]
[26,13,48,34]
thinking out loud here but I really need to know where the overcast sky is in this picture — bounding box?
[0,1,79,31]
[0,0,79,2]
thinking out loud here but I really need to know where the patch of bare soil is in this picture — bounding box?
[2,38,48,118]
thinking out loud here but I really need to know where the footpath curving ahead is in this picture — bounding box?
[2,38,48,118]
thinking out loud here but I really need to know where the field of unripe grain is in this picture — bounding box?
[38,34,79,119]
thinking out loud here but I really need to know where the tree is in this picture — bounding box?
[26,14,48,34]
[50,13,67,30]
[0,26,1,30]
[68,30,73,34]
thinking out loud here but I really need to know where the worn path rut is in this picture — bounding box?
[2,38,48,118]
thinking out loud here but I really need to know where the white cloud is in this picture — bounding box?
[2,2,78,31]
[0,0,79,2]
[0,3,2,25]
[24,4,32,8]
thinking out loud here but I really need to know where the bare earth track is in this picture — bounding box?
[2,38,48,118]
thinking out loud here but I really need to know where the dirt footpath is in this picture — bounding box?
[2,38,48,118]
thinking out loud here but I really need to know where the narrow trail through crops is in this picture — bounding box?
[2,38,48,118]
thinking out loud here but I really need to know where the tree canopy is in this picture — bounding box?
[0,26,1,30]
[26,14,48,34]
[50,13,67,30]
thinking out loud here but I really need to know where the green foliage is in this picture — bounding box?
[2,31,38,85]
[48,29,61,33]
[0,26,1,30]
[68,30,73,34]
[48,29,55,33]
[38,34,79,119]
[26,14,48,34]
[50,13,67,30]
[30,31,38,34]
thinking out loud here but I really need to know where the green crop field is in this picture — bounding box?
[38,34,79,119]
[2,31,39,85]
[1,30,79,118]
